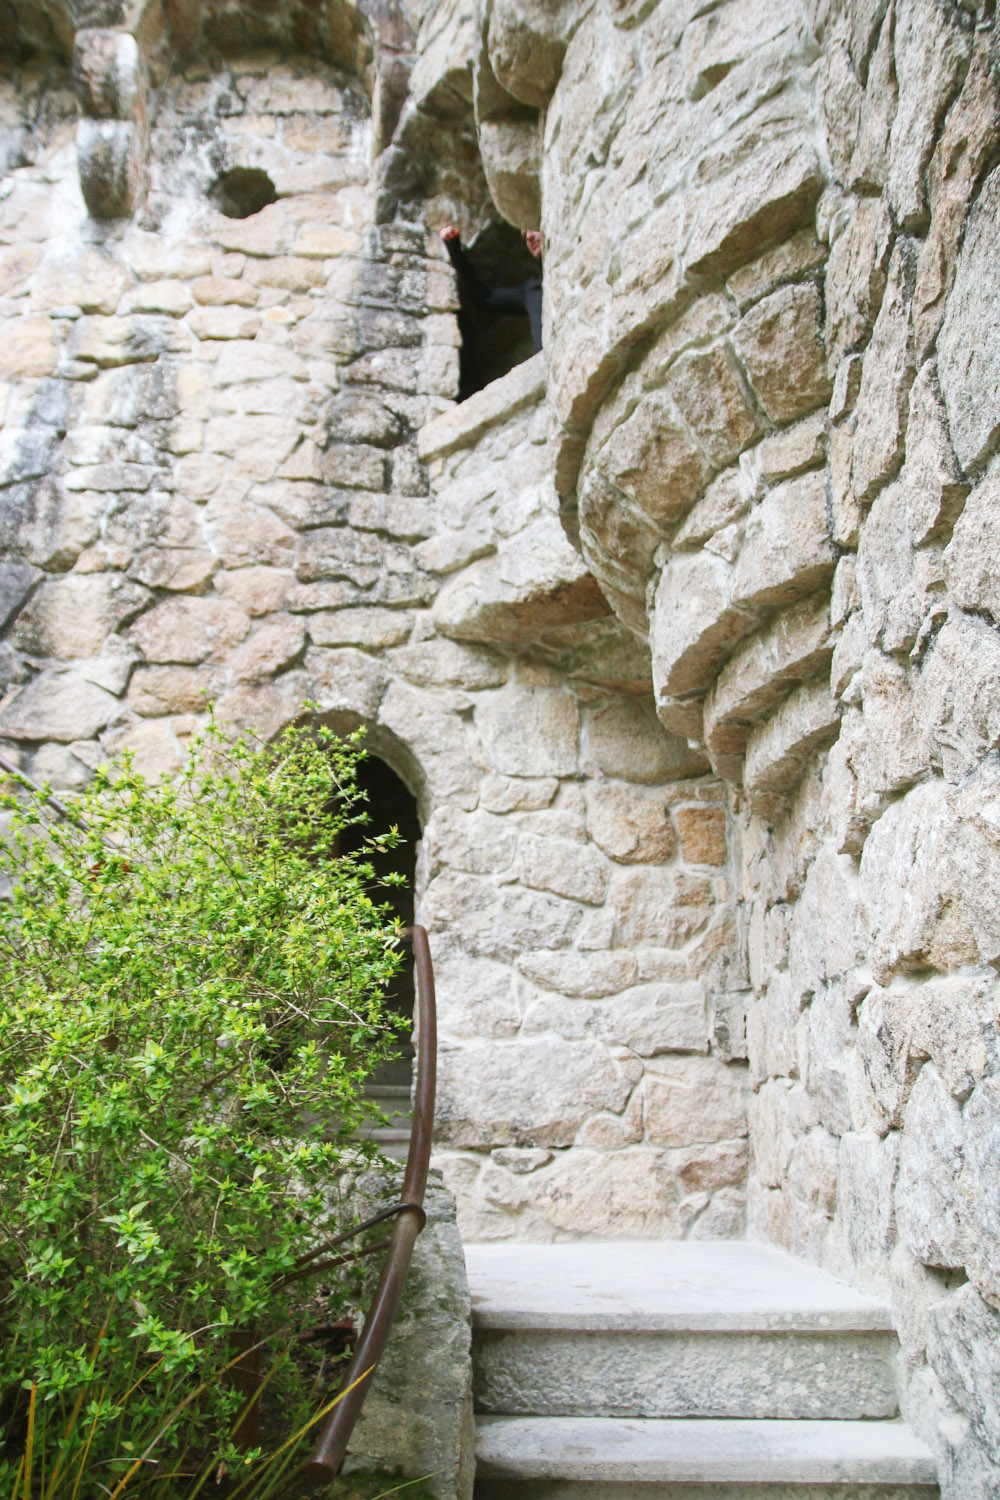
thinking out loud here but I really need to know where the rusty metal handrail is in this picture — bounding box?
[304,922,437,1487]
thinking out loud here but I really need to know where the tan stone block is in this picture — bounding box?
[725,228,826,311]
[309,607,412,649]
[744,678,840,817]
[584,782,677,865]
[188,306,262,340]
[666,342,764,469]
[824,196,893,368]
[243,256,327,293]
[477,687,580,777]
[519,833,608,905]
[129,597,250,664]
[0,670,118,743]
[644,1055,746,1147]
[582,695,705,783]
[29,249,130,315]
[683,140,823,281]
[174,453,227,502]
[0,245,41,296]
[120,281,192,316]
[516,950,639,998]
[676,806,727,867]
[852,240,917,503]
[215,670,312,741]
[129,548,217,594]
[731,471,836,615]
[607,866,713,948]
[293,223,361,258]
[208,504,296,570]
[213,566,292,617]
[231,616,305,682]
[946,468,1000,624]
[593,389,710,528]
[191,275,258,308]
[208,204,290,258]
[650,548,747,700]
[126,665,217,716]
[733,283,831,425]
[104,718,192,782]
[0,315,58,378]
[122,231,213,281]
[12,574,148,659]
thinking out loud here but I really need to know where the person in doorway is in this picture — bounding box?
[439,226,543,383]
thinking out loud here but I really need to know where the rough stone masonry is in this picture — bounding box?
[0,0,999,1492]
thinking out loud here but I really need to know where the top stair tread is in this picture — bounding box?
[465,1241,894,1333]
[474,1417,938,1486]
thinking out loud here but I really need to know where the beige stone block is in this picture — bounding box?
[516,950,639,999]
[607,866,713,949]
[683,140,823,281]
[674,469,748,551]
[519,833,608,905]
[584,782,677,865]
[122,231,213,282]
[733,283,831,425]
[213,341,306,386]
[120,281,192,316]
[129,597,250,664]
[0,315,58,378]
[243,256,327,293]
[307,607,410,649]
[739,412,826,500]
[214,670,311,742]
[593,389,710,528]
[938,163,1000,475]
[644,1055,746,1148]
[174,453,228,502]
[126,665,217,716]
[207,204,290,258]
[743,678,840,818]
[213,566,292,617]
[389,638,508,691]
[731,471,836,616]
[582,695,705,783]
[106,718,194,782]
[293,223,361,258]
[725,228,826,311]
[675,806,727,867]
[522,982,708,1057]
[852,240,917,503]
[129,549,217,594]
[191,275,258,308]
[12,574,148,659]
[0,245,41,296]
[705,596,833,781]
[849,5,897,193]
[887,0,970,233]
[208,504,296,570]
[435,1036,631,1149]
[30,249,130,316]
[666,342,763,469]
[650,548,749,700]
[231,616,305,682]
[824,196,894,368]
[0,669,118,743]
[434,956,520,1039]
[476,687,580,777]
[188,306,262,340]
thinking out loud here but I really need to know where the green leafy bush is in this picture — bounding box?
[0,720,407,1495]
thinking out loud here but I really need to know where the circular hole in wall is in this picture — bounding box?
[209,167,277,219]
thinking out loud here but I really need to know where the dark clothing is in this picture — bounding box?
[444,237,543,352]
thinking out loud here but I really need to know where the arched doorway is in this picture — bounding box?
[338,753,421,1147]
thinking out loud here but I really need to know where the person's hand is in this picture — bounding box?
[440,225,461,242]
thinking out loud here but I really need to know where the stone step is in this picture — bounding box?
[474,1416,940,1499]
[466,1242,899,1421]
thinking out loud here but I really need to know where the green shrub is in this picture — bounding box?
[0,719,407,1495]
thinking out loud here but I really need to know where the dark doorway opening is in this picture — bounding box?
[455,219,539,398]
[338,754,420,1089]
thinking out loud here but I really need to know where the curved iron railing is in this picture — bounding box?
[305,922,437,1486]
[0,755,438,1489]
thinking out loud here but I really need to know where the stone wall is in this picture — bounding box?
[475,0,1000,1489]
[3,0,1000,1488]
[0,9,748,1251]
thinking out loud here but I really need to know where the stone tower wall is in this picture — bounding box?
[2,0,1000,1489]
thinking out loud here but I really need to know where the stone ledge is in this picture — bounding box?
[417,352,545,462]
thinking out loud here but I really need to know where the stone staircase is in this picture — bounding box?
[358,1079,413,1162]
[465,1241,939,1498]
